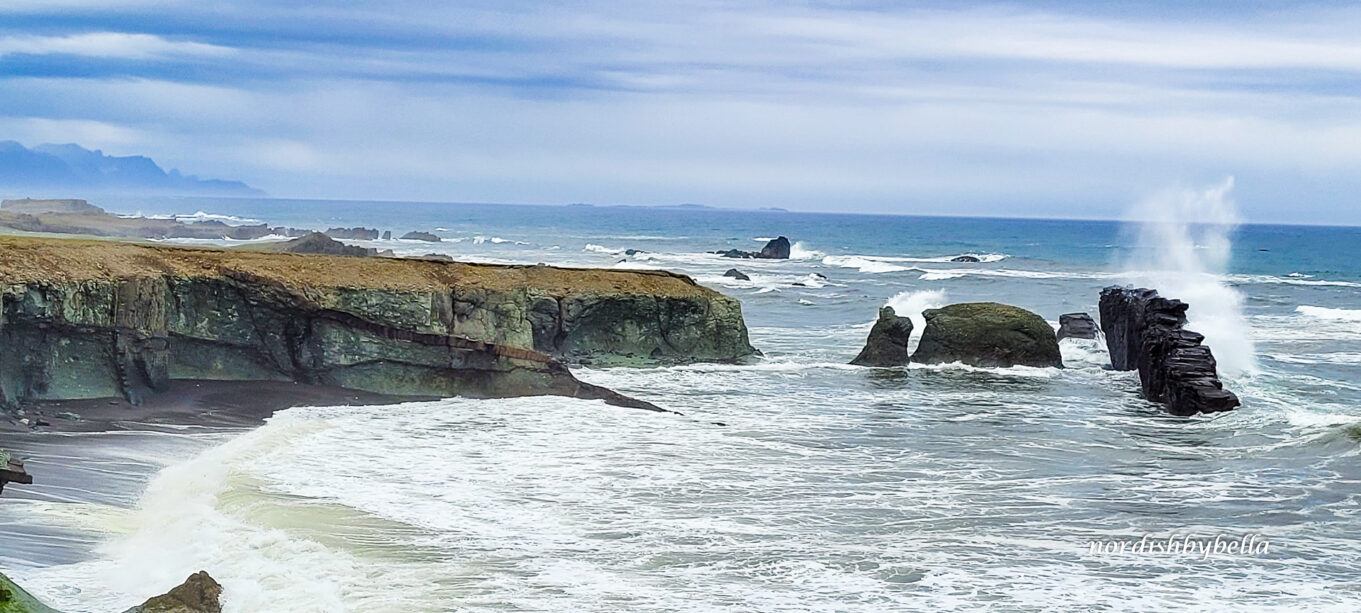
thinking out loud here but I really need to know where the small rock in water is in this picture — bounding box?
[950,255,981,263]
[723,268,751,281]
[851,306,915,367]
[1056,312,1099,341]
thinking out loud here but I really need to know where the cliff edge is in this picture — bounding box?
[0,237,756,410]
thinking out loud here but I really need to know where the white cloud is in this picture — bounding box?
[0,32,231,60]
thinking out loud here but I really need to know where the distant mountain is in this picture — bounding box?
[0,141,263,197]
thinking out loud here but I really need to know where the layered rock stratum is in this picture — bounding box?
[0,237,755,411]
[1098,286,1239,415]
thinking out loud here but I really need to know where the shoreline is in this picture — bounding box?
[3,380,431,436]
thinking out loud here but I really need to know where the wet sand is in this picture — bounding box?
[0,380,428,568]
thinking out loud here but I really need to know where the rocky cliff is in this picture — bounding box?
[0,237,755,410]
[1098,286,1240,416]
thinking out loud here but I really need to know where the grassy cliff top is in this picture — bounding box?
[0,235,715,298]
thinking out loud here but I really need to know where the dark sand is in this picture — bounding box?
[2,380,430,434]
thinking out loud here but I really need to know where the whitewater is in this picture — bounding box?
[3,193,1361,612]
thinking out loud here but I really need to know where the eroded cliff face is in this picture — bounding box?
[0,237,755,409]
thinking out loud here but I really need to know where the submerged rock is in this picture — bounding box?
[723,268,750,281]
[851,306,914,367]
[1098,287,1239,416]
[400,231,440,242]
[911,302,1062,368]
[1056,312,1099,341]
[950,255,981,263]
[123,571,222,613]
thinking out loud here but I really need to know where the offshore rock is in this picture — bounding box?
[912,302,1062,368]
[1099,286,1239,416]
[723,268,750,281]
[712,236,791,259]
[400,231,440,242]
[123,572,222,613]
[950,255,981,263]
[0,237,756,410]
[1056,312,1099,341]
[850,306,914,367]
[324,227,380,240]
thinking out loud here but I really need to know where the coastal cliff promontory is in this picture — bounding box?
[0,237,755,410]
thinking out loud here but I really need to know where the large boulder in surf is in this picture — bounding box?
[723,268,750,281]
[911,302,1062,368]
[851,306,914,367]
[1056,312,1098,341]
[757,236,791,259]
[1098,287,1239,416]
[123,571,223,613]
[713,236,792,259]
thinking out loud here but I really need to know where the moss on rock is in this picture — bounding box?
[911,302,1062,368]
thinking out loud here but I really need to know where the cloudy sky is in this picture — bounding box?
[3,1,1360,222]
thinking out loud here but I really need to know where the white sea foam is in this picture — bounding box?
[1297,305,1361,322]
[885,289,948,351]
[584,243,623,254]
[822,255,910,273]
[1121,178,1257,378]
[788,241,824,260]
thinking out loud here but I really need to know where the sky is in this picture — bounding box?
[2,1,1361,223]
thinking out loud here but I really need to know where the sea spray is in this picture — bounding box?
[1122,177,1258,377]
[885,289,948,352]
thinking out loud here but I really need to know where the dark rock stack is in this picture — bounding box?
[1098,287,1240,416]
[713,236,791,259]
[1056,312,1099,341]
[324,227,380,240]
[850,306,914,367]
[911,302,1063,368]
[757,236,791,259]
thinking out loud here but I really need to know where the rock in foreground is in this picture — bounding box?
[1098,287,1239,416]
[1056,312,1099,341]
[911,302,1062,368]
[123,572,222,613]
[0,237,756,411]
[850,306,914,367]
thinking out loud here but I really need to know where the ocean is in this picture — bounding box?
[3,194,1361,611]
